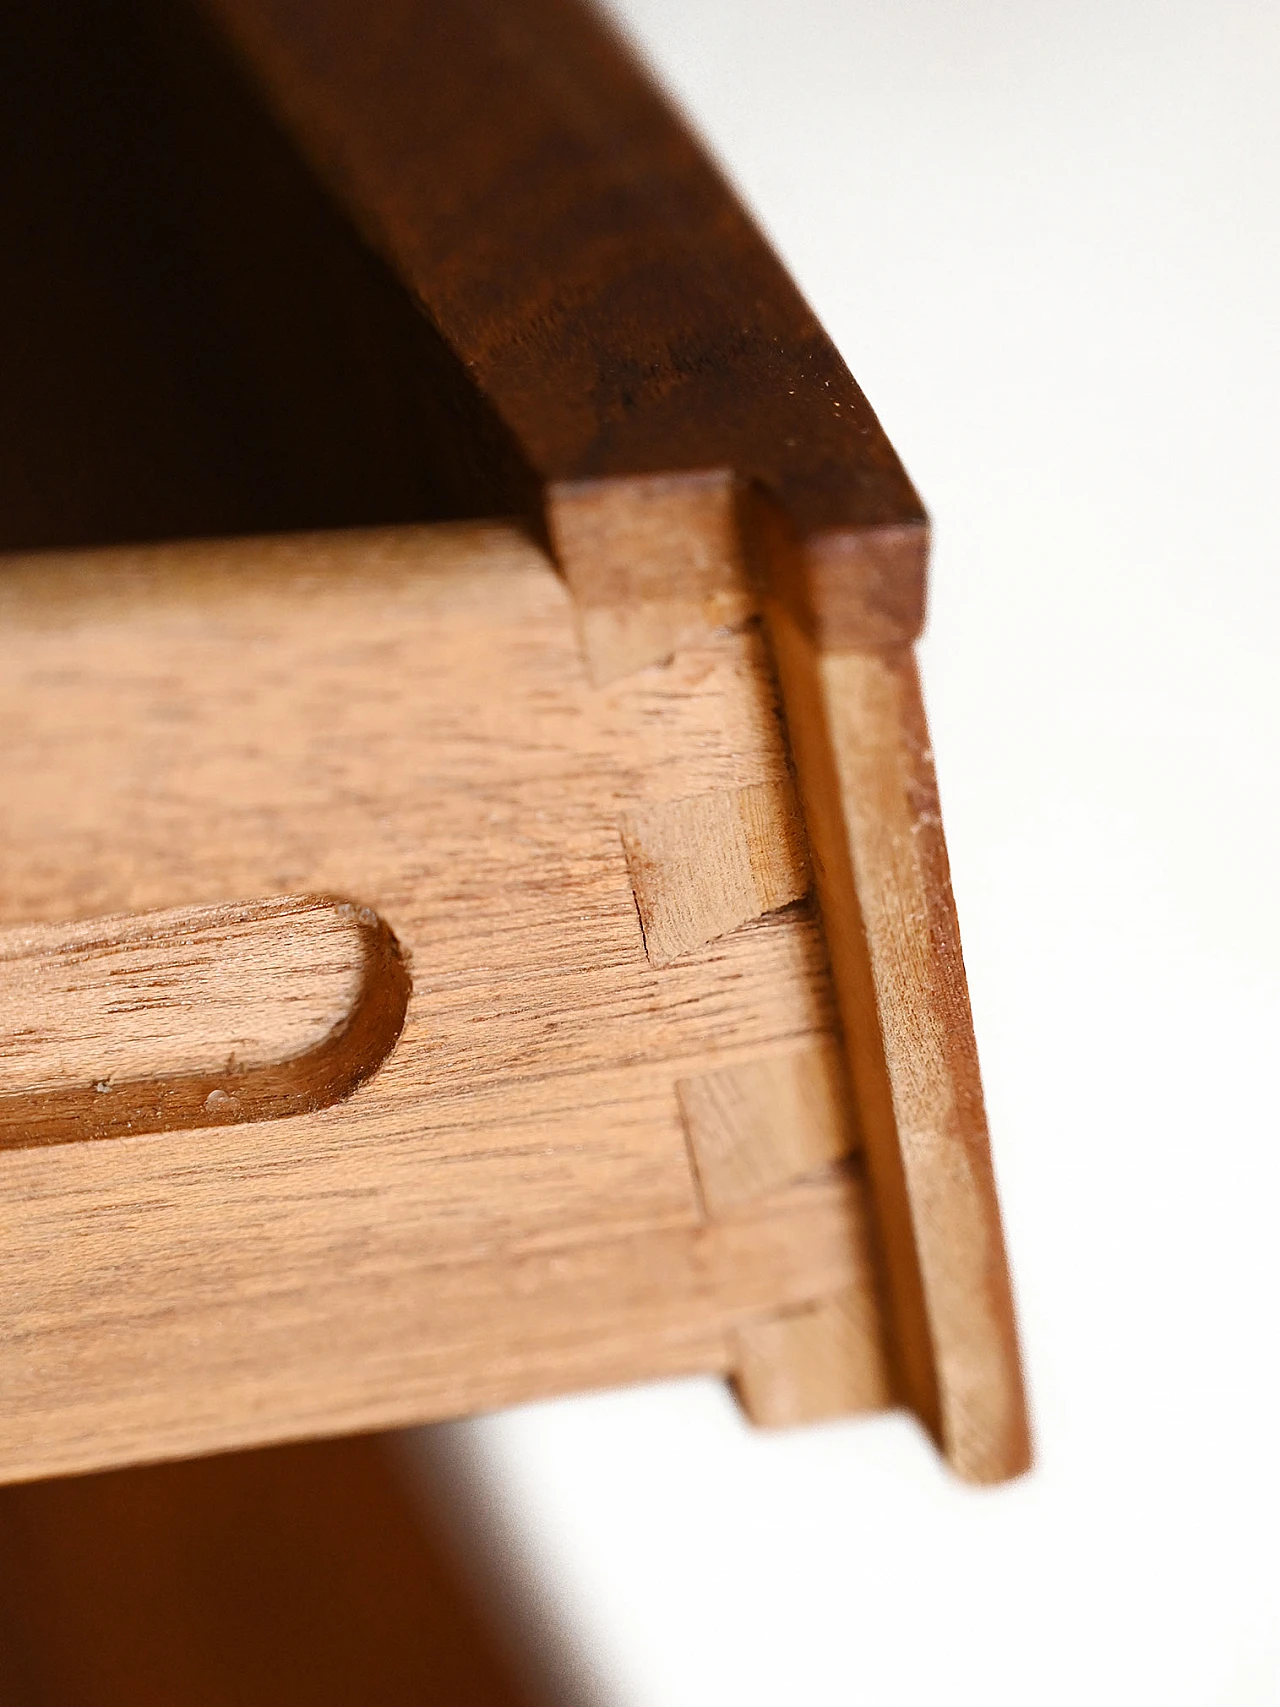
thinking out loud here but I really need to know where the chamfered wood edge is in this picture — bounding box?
[763,604,1032,1484]
[0,895,411,1150]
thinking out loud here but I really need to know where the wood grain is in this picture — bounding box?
[550,471,751,685]
[678,1037,856,1216]
[0,0,1026,1480]
[197,0,928,660]
[680,1032,883,1427]
[733,1286,894,1428]
[182,0,1026,1479]
[0,520,885,1484]
[0,0,928,643]
[765,603,1031,1482]
[0,895,409,1149]
[620,781,810,968]
[6,1175,873,1485]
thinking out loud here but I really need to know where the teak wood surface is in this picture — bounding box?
[0,523,887,1484]
[187,0,1029,1479]
[0,0,1029,1486]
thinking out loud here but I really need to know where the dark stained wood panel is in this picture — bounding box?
[200,0,929,631]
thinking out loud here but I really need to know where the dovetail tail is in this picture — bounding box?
[620,780,810,967]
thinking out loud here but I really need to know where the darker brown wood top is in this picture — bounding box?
[201,0,928,618]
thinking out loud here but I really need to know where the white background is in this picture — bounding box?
[407,1,1280,1701]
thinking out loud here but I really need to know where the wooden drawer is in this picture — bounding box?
[0,0,1028,1487]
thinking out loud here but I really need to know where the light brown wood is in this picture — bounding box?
[6,1177,873,1484]
[620,780,810,968]
[8,1177,866,1478]
[0,0,1027,1490]
[677,1037,855,1216]
[733,1285,894,1427]
[549,471,753,684]
[0,895,408,1148]
[764,602,1030,1482]
[0,519,881,1484]
[676,1031,886,1429]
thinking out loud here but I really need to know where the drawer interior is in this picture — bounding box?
[0,0,528,555]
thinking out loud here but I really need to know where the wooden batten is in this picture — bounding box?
[763,604,1031,1482]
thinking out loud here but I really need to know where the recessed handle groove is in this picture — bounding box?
[0,894,410,1149]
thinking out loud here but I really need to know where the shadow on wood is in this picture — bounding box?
[0,1433,550,1707]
